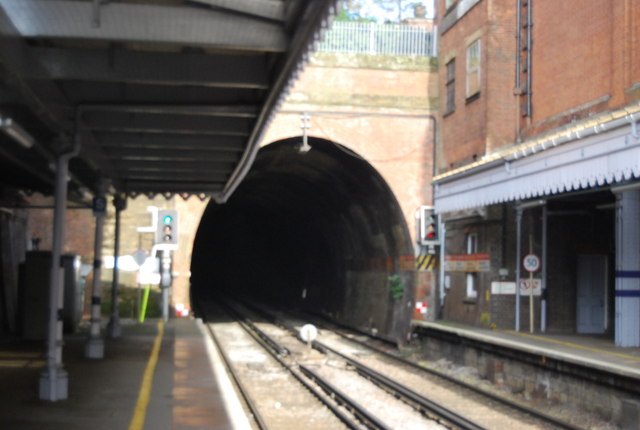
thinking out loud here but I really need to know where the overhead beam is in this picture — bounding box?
[80,104,259,118]
[105,148,241,163]
[0,7,71,132]
[80,111,253,133]
[94,134,246,151]
[0,0,287,52]
[188,0,285,23]
[116,160,236,172]
[85,127,249,137]
[75,129,124,191]
[25,47,269,89]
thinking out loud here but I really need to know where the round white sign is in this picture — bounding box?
[523,254,541,272]
[299,324,318,343]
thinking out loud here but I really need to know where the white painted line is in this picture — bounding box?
[197,319,252,430]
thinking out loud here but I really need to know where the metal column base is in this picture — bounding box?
[85,338,104,359]
[39,368,68,401]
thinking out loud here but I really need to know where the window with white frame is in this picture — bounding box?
[466,232,478,298]
[466,38,481,98]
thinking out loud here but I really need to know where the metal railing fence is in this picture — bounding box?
[317,21,436,57]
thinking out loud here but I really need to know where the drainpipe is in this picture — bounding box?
[39,138,80,401]
[427,115,443,317]
[428,115,438,179]
[515,0,522,91]
[525,0,533,117]
[514,0,523,142]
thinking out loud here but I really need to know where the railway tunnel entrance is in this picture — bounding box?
[191,137,415,342]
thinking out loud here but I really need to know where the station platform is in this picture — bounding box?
[411,320,640,379]
[0,318,249,430]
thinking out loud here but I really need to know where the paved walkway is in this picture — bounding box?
[0,318,248,430]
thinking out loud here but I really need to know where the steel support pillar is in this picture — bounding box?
[85,192,106,358]
[39,152,73,401]
[614,189,640,347]
[160,250,171,322]
[107,195,126,338]
[438,220,446,319]
[540,205,548,332]
[515,207,523,332]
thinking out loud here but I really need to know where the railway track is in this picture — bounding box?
[203,299,572,429]
[232,298,584,430]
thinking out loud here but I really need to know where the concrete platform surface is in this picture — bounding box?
[412,320,640,379]
[0,318,247,430]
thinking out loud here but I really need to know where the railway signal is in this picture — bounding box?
[418,205,439,246]
[156,209,178,245]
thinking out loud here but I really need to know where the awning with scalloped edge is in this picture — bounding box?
[434,116,640,213]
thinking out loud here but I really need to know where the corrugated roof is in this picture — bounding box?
[0,0,337,202]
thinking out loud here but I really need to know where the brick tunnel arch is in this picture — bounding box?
[190,137,415,342]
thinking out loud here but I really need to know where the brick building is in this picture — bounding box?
[432,0,640,346]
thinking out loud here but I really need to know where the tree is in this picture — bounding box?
[335,0,376,22]
[337,0,431,23]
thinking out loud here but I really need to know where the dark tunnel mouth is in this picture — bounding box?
[191,137,415,342]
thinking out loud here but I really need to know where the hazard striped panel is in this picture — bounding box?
[416,254,438,271]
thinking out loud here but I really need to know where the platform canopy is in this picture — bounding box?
[0,0,336,202]
[433,105,640,213]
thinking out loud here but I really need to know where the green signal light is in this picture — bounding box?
[162,215,173,224]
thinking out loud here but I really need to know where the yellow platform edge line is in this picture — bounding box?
[129,321,165,430]
[0,352,42,358]
[504,330,640,361]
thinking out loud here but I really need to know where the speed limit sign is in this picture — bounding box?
[523,254,540,272]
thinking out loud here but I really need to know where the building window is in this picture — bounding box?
[466,39,481,98]
[445,58,455,115]
[466,233,478,299]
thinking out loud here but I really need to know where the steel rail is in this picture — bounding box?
[236,299,581,430]
[298,364,392,430]
[227,298,487,429]
[313,341,486,430]
[204,323,269,430]
[302,311,582,430]
[223,303,291,357]
[216,300,367,430]
[332,328,581,430]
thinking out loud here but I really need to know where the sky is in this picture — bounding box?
[357,0,435,22]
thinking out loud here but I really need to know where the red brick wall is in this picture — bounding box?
[28,194,95,260]
[436,0,640,172]
[523,0,640,137]
[262,53,438,242]
[437,0,489,171]
[531,1,612,121]
[484,0,518,152]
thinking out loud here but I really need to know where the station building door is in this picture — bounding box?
[576,254,608,334]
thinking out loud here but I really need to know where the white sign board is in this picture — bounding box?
[491,280,542,296]
[137,256,160,285]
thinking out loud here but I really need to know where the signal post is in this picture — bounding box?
[155,209,179,322]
